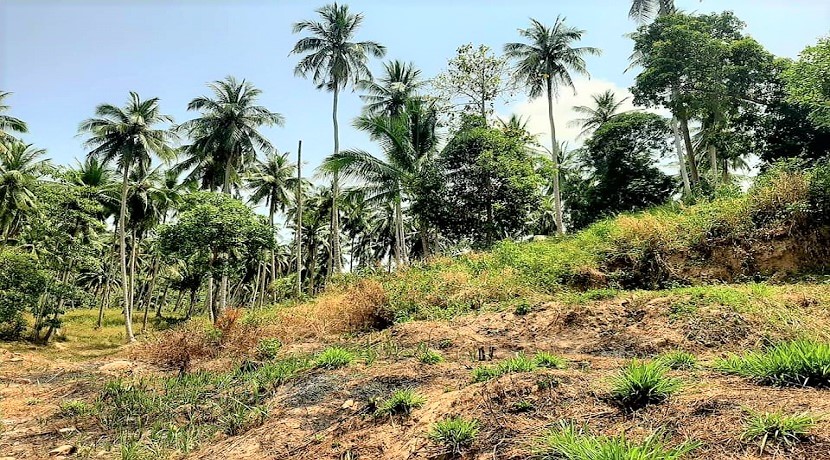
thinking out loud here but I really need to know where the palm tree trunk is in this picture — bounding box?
[156,284,169,318]
[141,256,160,333]
[678,115,700,185]
[96,283,108,329]
[295,140,303,300]
[546,78,564,236]
[419,221,430,259]
[671,117,692,198]
[393,198,404,268]
[329,86,342,278]
[173,289,184,313]
[118,167,134,342]
[268,197,276,297]
[708,144,718,186]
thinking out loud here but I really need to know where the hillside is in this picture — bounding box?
[2,164,830,460]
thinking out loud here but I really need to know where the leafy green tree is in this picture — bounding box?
[79,92,174,342]
[505,17,601,235]
[433,43,513,121]
[178,76,284,195]
[158,192,272,322]
[429,116,543,247]
[568,112,675,229]
[784,37,830,129]
[0,250,48,340]
[0,91,27,153]
[567,90,629,138]
[291,2,386,277]
[358,60,425,117]
[0,142,50,244]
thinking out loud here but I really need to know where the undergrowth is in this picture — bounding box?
[742,410,817,449]
[536,422,699,459]
[610,360,682,410]
[716,340,830,387]
[472,352,566,383]
[428,416,480,455]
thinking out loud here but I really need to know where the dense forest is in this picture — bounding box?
[0,0,828,345]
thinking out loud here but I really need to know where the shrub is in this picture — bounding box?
[375,389,426,417]
[59,400,95,417]
[742,410,816,449]
[534,352,567,369]
[716,340,830,387]
[657,350,697,370]
[610,360,682,410]
[0,250,49,340]
[314,346,355,369]
[536,422,699,459]
[255,338,282,360]
[428,416,480,455]
[139,322,219,372]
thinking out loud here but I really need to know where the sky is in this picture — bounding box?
[1,0,828,177]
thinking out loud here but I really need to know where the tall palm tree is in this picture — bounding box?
[504,17,601,235]
[320,98,438,266]
[568,90,629,138]
[79,92,174,342]
[178,76,284,195]
[0,142,49,243]
[291,2,386,277]
[629,0,676,23]
[358,60,424,117]
[0,91,27,152]
[246,151,299,286]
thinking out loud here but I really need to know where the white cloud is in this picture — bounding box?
[501,77,643,151]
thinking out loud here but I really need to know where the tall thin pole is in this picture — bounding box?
[294,140,303,300]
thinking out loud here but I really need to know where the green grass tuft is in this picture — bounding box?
[534,351,567,369]
[255,338,282,360]
[418,348,444,365]
[716,340,830,387]
[374,389,426,417]
[536,422,699,459]
[742,410,816,448]
[657,350,697,370]
[59,400,96,417]
[428,416,480,455]
[314,346,355,369]
[610,360,682,410]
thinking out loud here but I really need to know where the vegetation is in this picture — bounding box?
[742,411,817,449]
[537,422,699,460]
[428,416,480,455]
[314,345,355,369]
[716,340,830,387]
[374,389,426,417]
[609,360,682,410]
[657,350,697,370]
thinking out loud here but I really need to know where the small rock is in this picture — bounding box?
[8,356,23,362]
[58,427,77,434]
[49,445,76,456]
[341,399,355,409]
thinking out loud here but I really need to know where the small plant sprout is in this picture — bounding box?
[657,350,697,370]
[419,348,444,365]
[314,346,355,369]
[742,410,817,452]
[428,416,480,455]
[610,360,682,410]
[375,389,426,417]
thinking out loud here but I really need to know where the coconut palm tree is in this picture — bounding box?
[291,2,386,277]
[504,17,601,235]
[629,0,676,23]
[0,142,49,243]
[246,151,299,286]
[568,90,630,138]
[0,91,27,152]
[79,92,174,342]
[178,76,284,195]
[358,60,424,117]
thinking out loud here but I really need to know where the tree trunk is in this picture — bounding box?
[393,198,404,268]
[156,284,169,318]
[546,78,564,236]
[118,166,134,342]
[268,197,276,300]
[97,283,109,329]
[128,228,138,330]
[142,256,160,332]
[307,243,317,295]
[186,289,197,320]
[329,86,342,279]
[173,289,185,313]
[672,117,692,198]
[419,221,430,260]
[205,273,215,323]
[678,115,700,185]
[708,144,718,186]
[295,140,303,300]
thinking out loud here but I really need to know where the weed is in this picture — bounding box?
[536,422,699,459]
[537,376,560,390]
[374,389,426,417]
[742,410,816,450]
[610,360,682,410]
[534,351,567,369]
[658,350,697,370]
[472,354,536,382]
[419,348,444,365]
[428,416,480,455]
[59,400,95,417]
[314,346,355,369]
[514,301,532,315]
[716,340,830,387]
[255,338,282,360]
[511,399,535,413]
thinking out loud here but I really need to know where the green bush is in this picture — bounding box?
[536,422,699,459]
[314,346,355,369]
[428,416,480,455]
[716,340,830,387]
[0,250,49,340]
[657,350,697,370]
[610,360,682,410]
[375,389,426,417]
[742,410,816,448]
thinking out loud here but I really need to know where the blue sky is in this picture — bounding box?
[2,0,828,174]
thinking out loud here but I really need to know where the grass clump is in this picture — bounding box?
[375,389,426,417]
[536,422,699,459]
[610,360,682,410]
[716,340,830,387]
[314,346,355,369]
[428,416,480,455]
[534,351,567,369]
[59,400,96,417]
[419,348,444,365]
[742,411,816,450]
[255,338,282,360]
[657,350,697,370]
[511,399,535,413]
